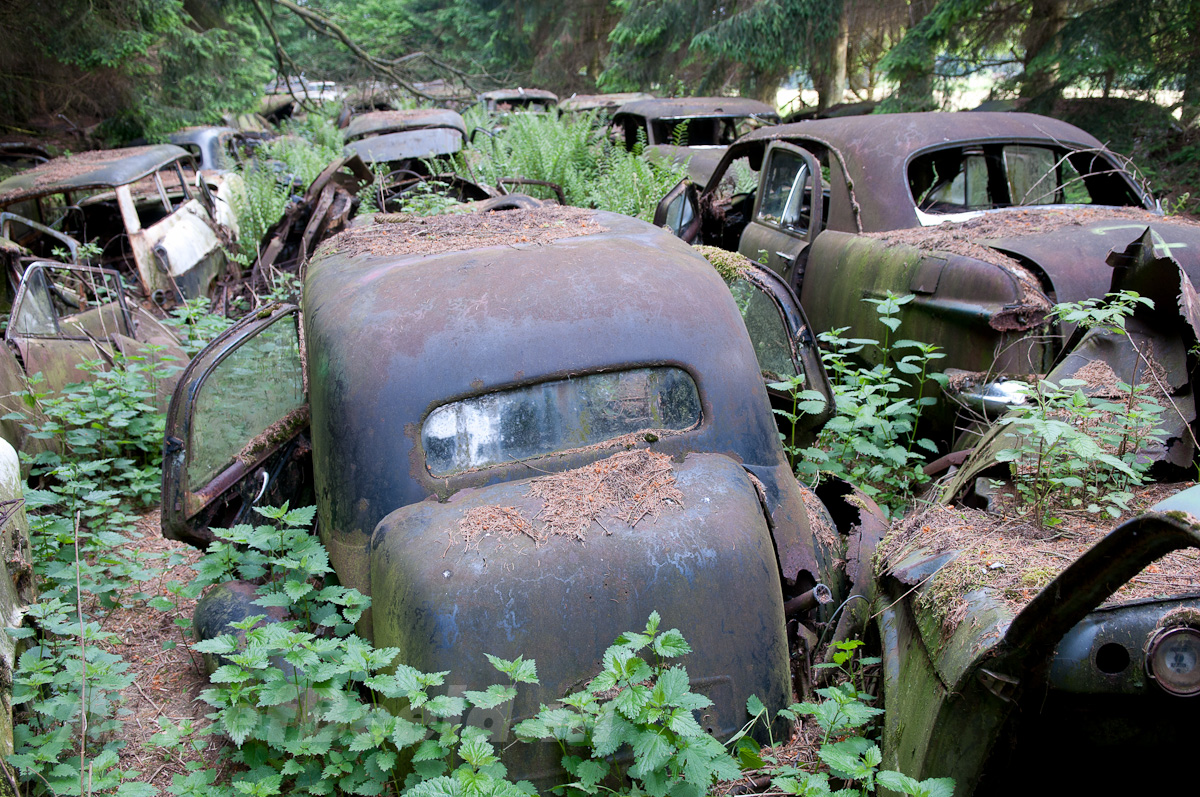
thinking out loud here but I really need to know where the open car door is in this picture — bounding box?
[737,142,826,288]
[161,303,312,548]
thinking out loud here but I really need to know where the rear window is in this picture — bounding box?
[422,367,701,476]
[908,143,1142,216]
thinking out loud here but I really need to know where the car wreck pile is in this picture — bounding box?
[1,99,1199,797]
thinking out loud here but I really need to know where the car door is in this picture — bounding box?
[161,303,312,548]
[729,261,834,444]
[737,142,825,289]
[5,263,134,393]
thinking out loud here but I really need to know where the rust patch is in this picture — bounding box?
[236,405,310,466]
[989,304,1049,331]
[528,449,683,540]
[320,206,607,260]
[0,146,165,199]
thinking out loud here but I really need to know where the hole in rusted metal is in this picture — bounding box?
[1095,642,1130,674]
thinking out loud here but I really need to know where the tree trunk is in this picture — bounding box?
[1182,61,1200,128]
[1019,0,1069,112]
[885,0,936,112]
[817,0,850,111]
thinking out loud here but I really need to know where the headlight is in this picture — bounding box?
[1145,626,1200,697]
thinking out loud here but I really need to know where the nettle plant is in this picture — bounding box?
[775,294,946,516]
[513,611,741,797]
[994,291,1167,527]
[174,507,953,797]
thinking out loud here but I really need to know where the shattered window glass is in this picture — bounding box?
[423,367,701,476]
[10,266,128,339]
[188,316,305,490]
[910,144,1142,214]
[728,279,801,382]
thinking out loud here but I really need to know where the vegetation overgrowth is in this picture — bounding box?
[0,287,956,794]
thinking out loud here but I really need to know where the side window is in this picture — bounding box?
[729,278,801,383]
[757,148,812,233]
[187,313,305,490]
[9,265,129,340]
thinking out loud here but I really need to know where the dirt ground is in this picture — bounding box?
[91,511,219,790]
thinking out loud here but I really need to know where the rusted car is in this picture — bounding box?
[0,145,233,301]
[656,111,1200,445]
[613,97,779,184]
[341,109,492,205]
[872,231,1200,795]
[168,126,271,239]
[162,207,883,785]
[559,92,655,116]
[478,88,558,115]
[0,261,188,451]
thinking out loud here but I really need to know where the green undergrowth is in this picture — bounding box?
[0,304,239,796]
[775,293,946,517]
[442,111,687,221]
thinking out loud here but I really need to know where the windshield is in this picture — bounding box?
[908,143,1143,217]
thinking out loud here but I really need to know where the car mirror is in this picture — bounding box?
[654,180,700,241]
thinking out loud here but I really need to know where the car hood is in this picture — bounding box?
[980,210,1200,306]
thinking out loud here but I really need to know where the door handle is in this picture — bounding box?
[775,251,796,263]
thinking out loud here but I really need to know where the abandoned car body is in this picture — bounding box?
[0,262,188,452]
[161,207,882,785]
[479,88,558,115]
[0,145,233,301]
[613,97,779,184]
[873,232,1200,795]
[656,111,1200,444]
[341,109,493,206]
[342,109,467,168]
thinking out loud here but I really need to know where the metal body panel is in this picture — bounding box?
[615,97,778,125]
[370,453,790,787]
[343,109,467,141]
[303,210,816,598]
[0,145,191,205]
[986,218,1200,305]
[344,129,464,164]
[128,197,226,298]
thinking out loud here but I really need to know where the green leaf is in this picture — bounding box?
[117,783,157,797]
[222,705,260,746]
[651,628,691,658]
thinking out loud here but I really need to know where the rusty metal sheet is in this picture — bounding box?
[0,145,189,206]
[303,209,809,596]
[616,97,778,120]
[559,92,655,113]
[370,452,790,789]
[343,109,467,141]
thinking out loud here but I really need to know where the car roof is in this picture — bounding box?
[559,92,656,112]
[727,112,1127,232]
[737,111,1105,151]
[0,144,191,205]
[479,88,558,102]
[343,109,467,142]
[616,97,778,119]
